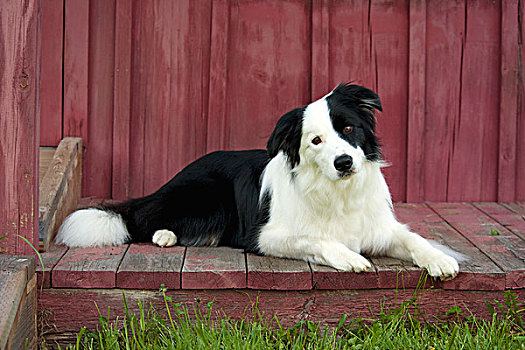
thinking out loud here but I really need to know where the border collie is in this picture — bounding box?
[57,83,460,280]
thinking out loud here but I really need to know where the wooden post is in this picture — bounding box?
[0,0,40,255]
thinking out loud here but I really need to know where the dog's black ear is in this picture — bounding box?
[333,83,382,112]
[267,107,304,168]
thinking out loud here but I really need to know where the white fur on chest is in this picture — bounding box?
[258,153,399,257]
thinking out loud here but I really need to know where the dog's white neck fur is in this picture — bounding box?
[260,152,393,256]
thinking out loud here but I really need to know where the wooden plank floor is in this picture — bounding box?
[37,202,525,291]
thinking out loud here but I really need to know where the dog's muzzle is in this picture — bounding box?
[334,154,353,172]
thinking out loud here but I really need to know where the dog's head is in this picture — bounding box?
[267,83,382,181]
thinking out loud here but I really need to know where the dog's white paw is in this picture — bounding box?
[317,243,372,272]
[416,251,459,281]
[152,229,177,247]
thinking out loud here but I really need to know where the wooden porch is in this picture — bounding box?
[37,200,524,344]
[37,201,525,291]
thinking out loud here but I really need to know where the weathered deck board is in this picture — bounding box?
[36,243,68,288]
[428,202,525,289]
[0,256,37,350]
[312,261,379,290]
[39,202,525,291]
[247,254,311,290]
[182,247,246,289]
[53,246,128,288]
[474,202,525,241]
[117,244,185,290]
[397,203,505,290]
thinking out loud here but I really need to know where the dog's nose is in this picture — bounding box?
[334,155,353,171]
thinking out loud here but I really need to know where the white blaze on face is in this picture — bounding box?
[299,98,365,181]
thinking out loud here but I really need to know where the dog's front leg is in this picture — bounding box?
[259,232,371,272]
[386,224,459,280]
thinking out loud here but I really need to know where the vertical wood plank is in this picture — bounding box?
[369,0,409,202]
[447,0,500,201]
[206,0,230,153]
[423,0,465,201]
[128,0,150,197]
[141,0,172,194]
[498,0,519,202]
[39,0,64,146]
[517,0,525,201]
[310,0,330,100]
[0,0,40,254]
[166,0,211,183]
[83,0,115,198]
[130,0,212,196]
[207,0,311,152]
[63,0,89,144]
[406,0,426,202]
[112,0,132,200]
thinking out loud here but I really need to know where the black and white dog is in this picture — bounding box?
[57,83,460,280]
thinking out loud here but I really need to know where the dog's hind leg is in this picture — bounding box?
[152,229,178,247]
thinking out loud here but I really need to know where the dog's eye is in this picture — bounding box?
[311,136,322,145]
[343,126,353,133]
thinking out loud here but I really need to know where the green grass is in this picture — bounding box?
[50,287,524,350]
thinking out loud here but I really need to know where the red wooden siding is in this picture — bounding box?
[0,0,40,254]
[39,0,524,202]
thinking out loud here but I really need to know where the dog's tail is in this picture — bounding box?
[55,206,130,248]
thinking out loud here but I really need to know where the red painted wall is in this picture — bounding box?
[39,0,524,202]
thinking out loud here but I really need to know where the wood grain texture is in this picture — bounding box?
[247,254,311,290]
[310,0,330,100]
[498,0,519,202]
[516,0,525,201]
[406,0,426,202]
[206,0,230,153]
[111,0,132,200]
[447,0,500,201]
[129,0,211,197]
[0,0,40,255]
[206,0,311,153]
[473,202,525,241]
[0,258,29,350]
[423,0,465,201]
[117,244,185,290]
[63,0,89,144]
[0,256,36,350]
[395,203,505,291]
[36,243,68,289]
[311,262,379,290]
[52,245,128,288]
[428,202,525,289]
[182,247,246,289]
[39,138,82,250]
[39,0,64,146]
[37,1,524,202]
[83,0,116,198]
[38,288,524,346]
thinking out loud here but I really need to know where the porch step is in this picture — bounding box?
[37,202,525,291]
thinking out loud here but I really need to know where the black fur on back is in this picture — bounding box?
[103,150,271,252]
